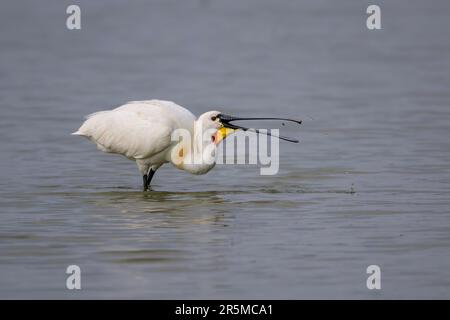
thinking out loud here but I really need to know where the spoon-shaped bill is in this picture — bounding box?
[217,113,301,143]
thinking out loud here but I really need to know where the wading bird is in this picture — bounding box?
[73,100,301,190]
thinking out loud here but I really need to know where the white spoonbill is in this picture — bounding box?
[73,100,301,190]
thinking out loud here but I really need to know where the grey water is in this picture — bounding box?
[1,0,450,299]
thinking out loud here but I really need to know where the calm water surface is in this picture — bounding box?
[1,0,450,298]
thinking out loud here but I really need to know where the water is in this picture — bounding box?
[1,0,450,299]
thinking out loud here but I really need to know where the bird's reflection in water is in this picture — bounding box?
[91,189,228,216]
[82,189,235,266]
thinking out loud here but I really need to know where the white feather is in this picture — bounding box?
[73,99,224,188]
[74,100,195,160]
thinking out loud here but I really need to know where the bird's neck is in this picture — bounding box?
[169,121,217,175]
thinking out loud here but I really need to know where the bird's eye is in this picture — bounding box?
[211,116,217,121]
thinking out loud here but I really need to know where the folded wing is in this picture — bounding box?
[73,100,196,160]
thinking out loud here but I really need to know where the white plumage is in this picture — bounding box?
[73,100,228,190]
[74,100,194,159]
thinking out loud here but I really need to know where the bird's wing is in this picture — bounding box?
[74,100,195,159]
[117,100,197,129]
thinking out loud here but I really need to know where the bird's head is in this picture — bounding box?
[178,110,302,175]
[196,111,236,145]
[197,110,302,145]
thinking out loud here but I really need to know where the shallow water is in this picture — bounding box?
[1,0,450,298]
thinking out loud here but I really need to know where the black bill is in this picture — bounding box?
[217,114,302,143]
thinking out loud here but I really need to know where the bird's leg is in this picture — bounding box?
[146,169,155,187]
[143,169,156,191]
[142,174,148,191]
